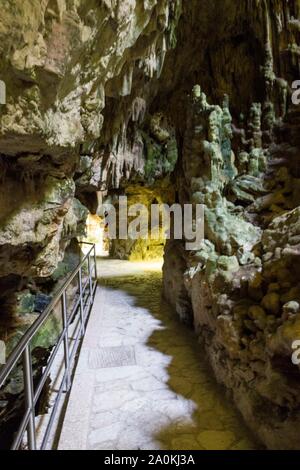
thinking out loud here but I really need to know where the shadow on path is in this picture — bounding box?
[99,271,261,450]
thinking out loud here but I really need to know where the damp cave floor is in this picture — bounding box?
[58,259,259,451]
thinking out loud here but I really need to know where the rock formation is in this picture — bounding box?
[0,0,182,447]
[161,0,300,449]
[1,0,300,449]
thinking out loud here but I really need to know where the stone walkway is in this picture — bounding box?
[59,260,259,450]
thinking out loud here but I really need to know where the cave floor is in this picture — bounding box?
[58,259,259,450]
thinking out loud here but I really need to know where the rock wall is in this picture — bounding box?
[108,180,175,261]
[161,0,300,450]
[0,0,181,337]
[0,0,181,447]
[1,0,300,450]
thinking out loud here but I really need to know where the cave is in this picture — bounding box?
[1,0,300,453]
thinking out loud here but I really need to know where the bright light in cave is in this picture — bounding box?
[80,213,109,257]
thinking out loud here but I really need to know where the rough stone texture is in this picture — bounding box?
[0,0,181,351]
[160,1,300,450]
[59,261,258,451]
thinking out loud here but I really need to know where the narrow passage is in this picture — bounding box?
[59,260,259,450]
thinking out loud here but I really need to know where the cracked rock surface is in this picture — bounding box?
[1,0,300,450]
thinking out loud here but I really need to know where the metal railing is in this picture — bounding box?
[0,242,98,450]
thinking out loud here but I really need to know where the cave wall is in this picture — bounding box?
[1,0,300,450]
[0,0,181,275]
[0,0,182,444]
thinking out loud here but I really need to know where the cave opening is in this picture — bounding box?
[1,0,300,453]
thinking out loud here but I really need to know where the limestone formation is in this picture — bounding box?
[1,0,300,450]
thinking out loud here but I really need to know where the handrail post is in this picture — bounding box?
[78,267,85,337]
[22,345,36,450]
[61,292,71,392]
[87,254,93,306]
[93,245,98,284]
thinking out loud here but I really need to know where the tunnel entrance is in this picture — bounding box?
[81,214,109,258]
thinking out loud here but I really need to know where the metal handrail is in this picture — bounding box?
[0,242,98,450]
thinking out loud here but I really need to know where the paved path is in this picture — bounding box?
[59,260,258,450]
